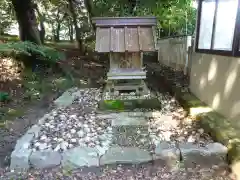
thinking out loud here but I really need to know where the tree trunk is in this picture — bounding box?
[11,0,41,44]
[0,29,4,35]
[56,23,61,42]
[35,5,45,44]
[39,21,45,43]
[68,0,84,53]
[68,19,74,42]
[83,0,95,31]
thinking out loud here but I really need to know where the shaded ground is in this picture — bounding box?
[0,162,233,180]
[0,47,106,167]
[0,46,235,179]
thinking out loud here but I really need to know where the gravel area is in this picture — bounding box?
[30,88,114,152]
[29,86,213,154]
[149,91,213,145]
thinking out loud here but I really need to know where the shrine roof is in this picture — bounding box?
[92,17,157,53]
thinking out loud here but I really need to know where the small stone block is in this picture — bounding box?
[54,90,75,107]
[153,142,180,168]
[62,146,99,169]
[100,147,152,165]
[10,148,32,170]
[15,133,34,150]
[112,114,148,126]
[179,142,227,168]
[206,142,228,156]
[29,150,62,169]
[26,125,41,138]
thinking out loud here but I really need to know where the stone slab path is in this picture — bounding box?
[10,88,228,172]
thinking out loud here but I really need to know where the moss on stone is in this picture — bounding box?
[98,98,161,111]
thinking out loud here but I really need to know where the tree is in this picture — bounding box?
[68,0,84,53]
[92,0,196,37]
[128,0,137,15]
[83,0,95,30]
[34,4,45,43]
[0,0,15,35]
[11,0,41,44]
[67,17,74,42]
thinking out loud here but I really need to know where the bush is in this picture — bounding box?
[0,41,66,65]
[0,35,19,42]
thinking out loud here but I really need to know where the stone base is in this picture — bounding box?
[99,96,160,111]
[99,83,161,111]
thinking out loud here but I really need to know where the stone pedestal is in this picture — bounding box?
[99,82,161,110]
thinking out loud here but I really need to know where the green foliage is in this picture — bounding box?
[0,0,15,34]
[93,0,197,37]
[0,35,19,42]
[0,92,10,102]
[0,41,66,64]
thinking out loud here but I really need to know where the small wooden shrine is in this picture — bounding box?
[92,17,157,97]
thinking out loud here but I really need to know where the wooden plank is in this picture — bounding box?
[97,28,110,52]
[126,28,139,52]
[111,28,125,52]
[92,17,157,27]
[114,85,144,91]
[137,26,142,51]
[124,26,128,52]
[109,52,113,69]
[131,53,141,69]
[110,27,114,52]
[140,27,155,51]
[107,76,146,80]
[95,27,100,51]
[107,69,146,76]
[140,52,143,67]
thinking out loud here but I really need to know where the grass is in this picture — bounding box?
[0,107,25,127]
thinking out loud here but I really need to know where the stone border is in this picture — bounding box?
[176,92,240,178]
[149,64,240,178]
[10,87,229,172]
[10,88,165,171]
[10,87,84,170]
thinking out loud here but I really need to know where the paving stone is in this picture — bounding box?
[26,125,41,138]
[96,113,118,119]
[127,112,145,117]
[62,146,99,169]
[10,147,32,170]
[38,114,50,125]
[206,142,228,156]
[153,141,180,168]
[112,126,152,150]
[179,142,227,168]
[144,111,162,118]
[53,90,75,107]
[15,133,34,150]
[112,115,148,126]
[29,150,62,169]
[100,146,152,165]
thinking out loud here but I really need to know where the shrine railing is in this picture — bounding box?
[157,35,193,75]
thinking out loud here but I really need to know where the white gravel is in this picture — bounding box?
[30,87,213,153]
[30,88,112,152]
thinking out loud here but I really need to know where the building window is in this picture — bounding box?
[195,0,240,56]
